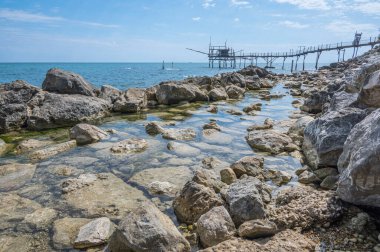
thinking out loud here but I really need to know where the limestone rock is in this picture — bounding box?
[16,139,53,153]
[357,70,380,108]
[288,116,314,136]
[230,156,264,179]
[226,177,268,225]
[69,123,108,145]
[108,202,190,252]
[243,103,262,113]
[110,138,148,154]
[42,68,96,96]
[203,121,221,131]
[266,169,292,186]
[303,107,367,169]
[99,85,122,103]
[313,167,338,180]
[156,82,208,105]
[53,217,91,250]
[113,88,147,113]
[246,130,296,154]
[199,230,316,252]
[337,108,380,207]
[268,186,343,230]
[320,175,339,190]
[208,87,228,101]
[62,173,147,219]
[145,122,165,135]
[298,170,320,184]
[221,72,246,88]
[162,128,196,141]
[247,118,274,131]
[0,233,51,252]
[74,217,114,249]
[301,90,329,113]
[220,168,237,185]
[28,140,76,160]
[226,85,245,99]
[167,142,201,157]
[0,163,36,191]
[196,206,236,248]
[173,181,224,224]
[238,219,278,239]
[19,208,57,232]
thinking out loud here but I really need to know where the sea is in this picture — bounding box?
[0,62,324,90]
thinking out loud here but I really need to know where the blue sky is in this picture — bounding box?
[0,0,379,62]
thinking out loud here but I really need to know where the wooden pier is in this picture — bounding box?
[187,33,380,71]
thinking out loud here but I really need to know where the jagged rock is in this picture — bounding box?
[220,168,237,185]
[246,130,297,154]
[301,90,329,113]
[268,185,343,230]
[162,128,196,141]
[156,82,208,105]
[208,87,228,101]
[16,139,53,153]
[328,91,358,111]
[202,156,225,170]
[27,92,111,130]
[238,219,278,239]
[113,88,147,113]
[42,68,96,96]
[73,217,114,249]
[28,140,76,160]
[69,123,108,145]
[303,107,367,169]
[0,80,41,133]
[199,230,315,252]
[99,85,122,103]
[61,173,147,219]
[245,75,262,90]
[266,170,292,186]
[337,108,380,207]
[109,202,190,252]
[313,167,338,180]
[147,181,176,195]
[145,122,165,135]
[238,66,269,78]
[221,72,246,88]
[196,206,236,248]
[192,169,225,193]
[173,181,224,224]
[357,69,380,108]
[320,175,339,190]
[53,217,91,250]
[247,118,274,131]
[298,170,320,184]
[110,139,148,154]
[145,85,158,101]
[0,163,36,191]
[230,156,264,179]
[226,177,268,225]
[226,85,245,99]
[288,116,314,136]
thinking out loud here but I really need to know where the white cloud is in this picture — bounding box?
[325,20,378,35]
[192,17,201,21]
[273,0,330,10]
[234,17,240,22]
[231,0,252,7]
[279,20,309,29]
[0,8,120,28]
[202,0,216,8]
[354,1,380,16]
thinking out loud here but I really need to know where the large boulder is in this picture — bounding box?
[221,72,246,88]
[99,85,122,103]
[0,80,40,133]
[303,107,368,169]
[328,91,358,111]
[156,82,208,105]
[238,66,270,78]
[173,181,224,224]
[69,123,108,145]
[337,109,380,207]
[208,87,228,101]
[226,85,245,99]
[196,206,236,248]
[246,130,296,155]
[42,68,96,96]
[268,185,343,230]
[230,156,264,178]
[225,177,269,226]
[238,219,278,239]
[26,92,111,130]
[357,70,380,108]
[113,88,147,113]
[288,116,314,136]
[301,90,329,113]
[108,202,190,252]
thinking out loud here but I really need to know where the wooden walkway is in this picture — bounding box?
[187,35,380,71]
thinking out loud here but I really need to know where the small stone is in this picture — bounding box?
[313,167,338,180]
[295,166,308,176]
[238,219,278,239]
[266,169,292,186]
[148,181,175,195]
[203,121,221,131]
[145,122,165,135]
[226,109,243,116]
[74,217,114,249]
[162,128,196,141]
[110,138,148,154]
[298,170,320,184]
[220,168,237,185]
[183,232,198,245]
[69,123,108,145]
[207,105,218,113]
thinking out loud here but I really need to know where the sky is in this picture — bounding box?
[0,0,379,62]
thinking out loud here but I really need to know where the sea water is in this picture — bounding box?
[0,62,322,89]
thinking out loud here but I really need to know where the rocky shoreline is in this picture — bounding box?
[1,46,380,251]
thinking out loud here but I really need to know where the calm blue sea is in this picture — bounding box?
[0,62,323,90]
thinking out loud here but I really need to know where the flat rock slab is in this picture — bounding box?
[62,173,148,219]
[28,140,76,160]
[167,141,201,157]
[0,233,51,252]
[74,217,114,249]
[110,139,148,154]
[0,163,36,191]
[129,166,192,197]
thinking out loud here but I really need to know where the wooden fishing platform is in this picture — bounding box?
[187,33,380,71]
